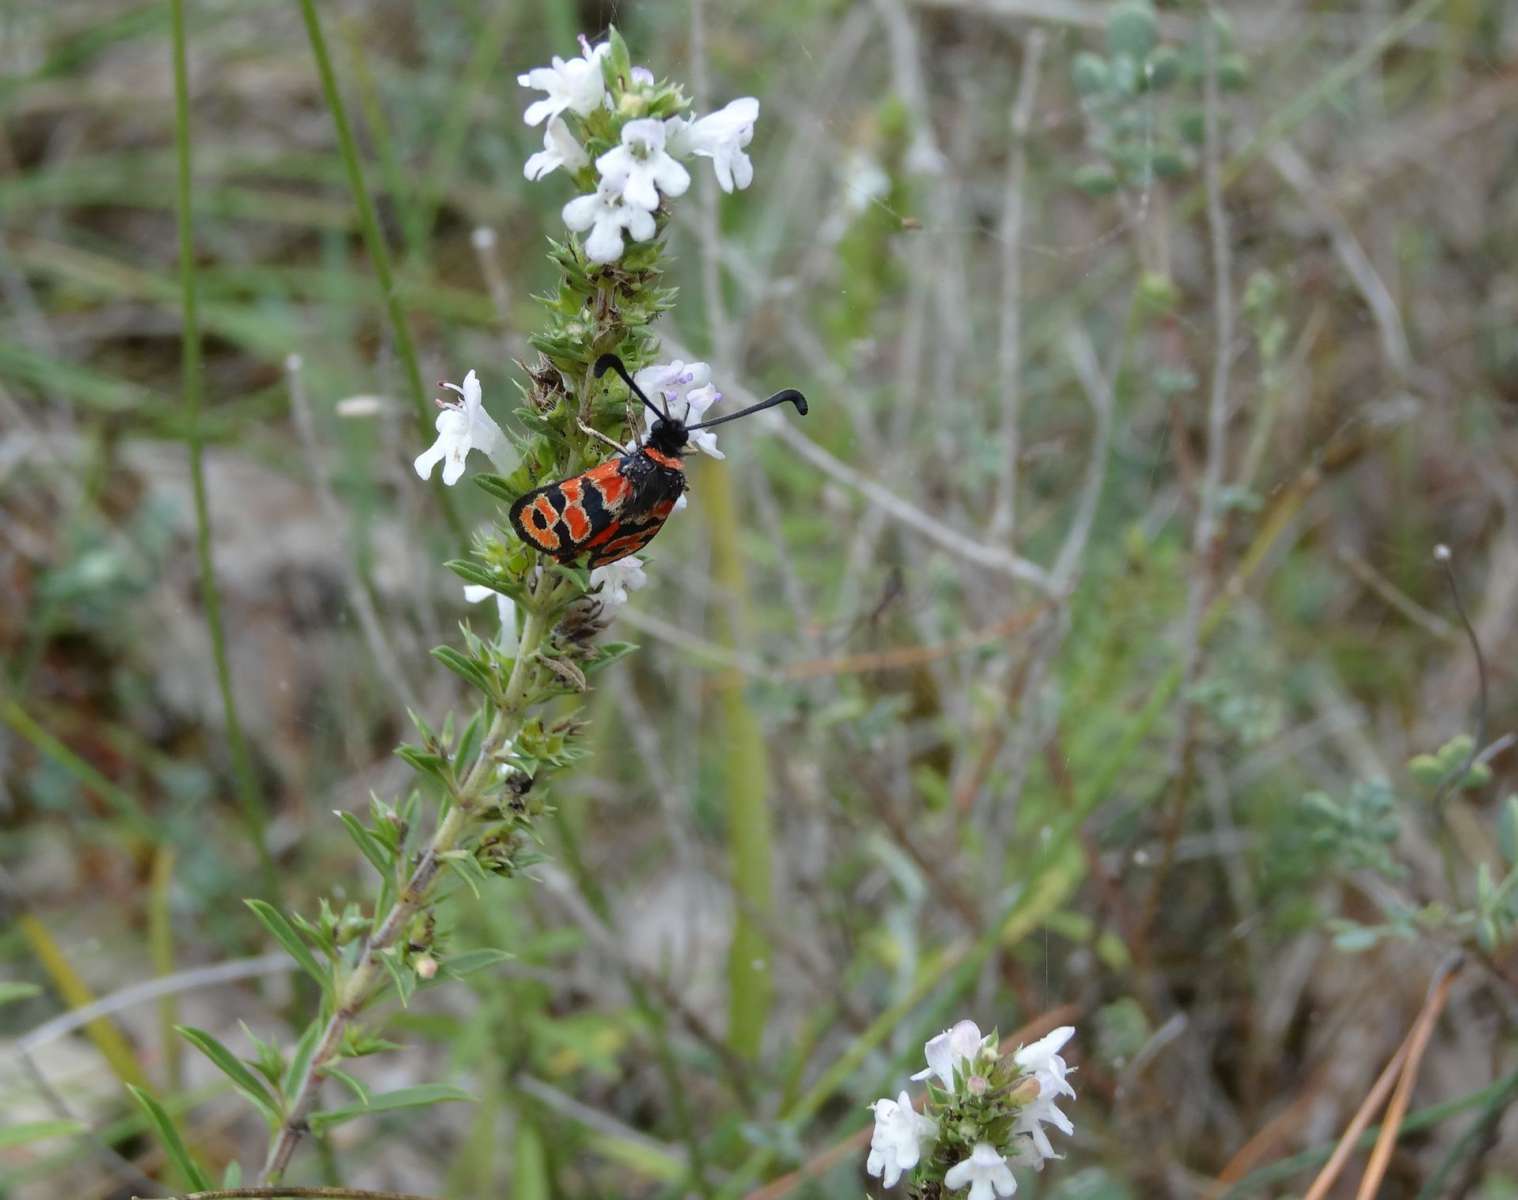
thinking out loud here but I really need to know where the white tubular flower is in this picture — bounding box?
[413,370,510,485]
[865,1091,937,1188]
[524,116,589,181]
[517,42,609,126]
[1012,1026,1077,1165]
[634,361,724,459]
[595,118,690,211]
[667,97,759,192]
[589,556,647,606]
[563,173,657,264]
[912,1019,990,1092]
[463,584,517,636]
[945,1143,1018,1200]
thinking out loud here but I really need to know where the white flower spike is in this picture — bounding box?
[596,118,690,211]
[517,42,609,126]
[413,370,509,485]
[524,116,589,181]
[912,1019,990,1092]
[945,1143,1018,1200]
[589,556,648,607]
[563,173,657,264]
[866,1091,938,1188]
[668,97,759,192]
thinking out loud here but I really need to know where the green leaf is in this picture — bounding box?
[128,1085,211,1191]
[376,947,416,1008]
[177,1026,282,1124]
[0,1120,86,1149]
[325,1065,371,1106]
[584,641,639,676]
[307,1084,474,1132]
[335,811,393,880]
[1107,1,1158,59]
[0,981,42,1006]
[245,899,327,988]
[221,1160,243,1187]
[396,744,449,781]
[283,1019,323,1098]
[431,645,497,698]
[1499,795,1518,865]
[445,558,499,589]
[440,850,489,900]
[442,948,515,978]
[1071,52,1109,95]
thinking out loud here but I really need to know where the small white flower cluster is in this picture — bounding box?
[867,1020,1076,1199]
[413,354,728,491]
[517,38,760,263]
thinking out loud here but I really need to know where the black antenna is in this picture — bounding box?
[594,354,669,423]
[687,388,808,431]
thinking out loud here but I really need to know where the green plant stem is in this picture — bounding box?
[701,461,774,1062]
[171,0,273,886]
[259,599,554,1184]
[293,0,462,538]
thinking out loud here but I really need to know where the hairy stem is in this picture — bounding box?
[260,601,553,1184]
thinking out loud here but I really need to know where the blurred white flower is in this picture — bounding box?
[667,97,759,192]
[518,43,609,126]
[843,150,891,213]
[1012,1026,1076,1165]
[634,360,724,459]
[945,1143,1017,1200]
[596,118,690,211]
[912,1019,990,1091]
[590,556,647,606]
[630,65,656,86]
[866,1090,937,1188]
[525,116,589,181]
[563,174,657,263]
[463,584,516,636]
[413,370,509,485]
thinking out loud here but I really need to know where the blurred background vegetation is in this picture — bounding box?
[3,0,1517,1196]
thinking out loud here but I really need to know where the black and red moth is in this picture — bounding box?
[508,354,807,568]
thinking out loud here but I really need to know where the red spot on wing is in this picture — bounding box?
[643,447,684,471]
[526,495,561,550]
[558,477,592,542]
[583,458,633,509]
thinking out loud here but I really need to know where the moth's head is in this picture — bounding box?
[646,414,689,457]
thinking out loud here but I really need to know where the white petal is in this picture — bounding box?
[463,584,493,604]
[625,205,657,242]
[584,217,624,263]
[440,445,468,486]
[653,155,691,197]
[1015,1026,1075,1067]
[413,438,448,480]
[622,167,661,211]
[562,192,600,231]
[523,96,556,126]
